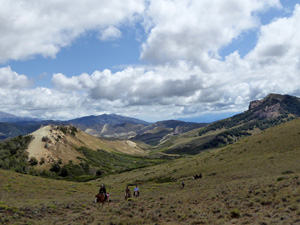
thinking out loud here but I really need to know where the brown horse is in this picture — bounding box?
[125,191,131,200]
[95,194,106,205]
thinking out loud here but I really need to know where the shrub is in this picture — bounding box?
[96,169,102,176]
[59,166,68,177]
[50,162,61,173]
[39,169,51,177]
[29,157,38,166]
[71,126,78,136]
[58,126,67,134]
[282,170,294,175]
[40,157,45,165]
[230,209,240,218]
[277,177,288,181]
[42,136,50,142]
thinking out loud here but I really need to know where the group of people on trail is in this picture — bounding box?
[125,185,140,199]
[96,173,203,203]
[95,184,140,203]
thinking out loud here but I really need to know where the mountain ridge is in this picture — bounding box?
[0,111,39,123]
[67,113,150,126]
[164,93,300,154]
[1,93,300,145]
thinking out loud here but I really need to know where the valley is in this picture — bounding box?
[1,93,300,224]
[1,117,300,224]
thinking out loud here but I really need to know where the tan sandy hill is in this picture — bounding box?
[27,125,147,168]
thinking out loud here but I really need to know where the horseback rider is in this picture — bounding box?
[134,185,140,197]
[125,185,131,199]
[98,184,107,200]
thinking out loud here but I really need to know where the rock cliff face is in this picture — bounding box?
[248,99,263,110]
[250,101,281,119]
[248,93,300,119]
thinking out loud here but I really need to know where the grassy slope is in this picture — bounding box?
[1,119,300,224]
[155,126,222,154]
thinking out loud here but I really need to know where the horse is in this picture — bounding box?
[95,194,107,205]
[125,191,131,200]
[133,190,140,197]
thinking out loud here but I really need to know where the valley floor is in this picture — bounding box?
[2,119,300,224]
[1,169,300,224]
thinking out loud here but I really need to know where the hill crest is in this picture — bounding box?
[27,125,147,169]
[164,93,300,155]
[248,93,300,119]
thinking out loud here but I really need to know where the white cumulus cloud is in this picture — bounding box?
[141,0,281,68]
[99,26,122,41]
[0,0,145,63]
[0,66,31,89]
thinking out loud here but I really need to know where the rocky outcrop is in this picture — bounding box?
[248,93,300,119]
[248,100,263,110]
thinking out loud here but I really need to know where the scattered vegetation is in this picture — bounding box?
[0,126,165,182]
[28,156,38,166]
[2,95,300,223]
[1,117,300,224]
[0,135,33,173]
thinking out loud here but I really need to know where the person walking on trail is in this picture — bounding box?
[182,181,185,189]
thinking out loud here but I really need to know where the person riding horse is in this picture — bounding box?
[98,184,107,200]
[125,185,131,199]
[95,184,108,204]
[134,185,140,197]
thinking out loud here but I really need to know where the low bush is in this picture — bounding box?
[29,157,38,166]
[230,209,240,218]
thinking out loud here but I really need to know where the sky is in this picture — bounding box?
[0,0,300,122]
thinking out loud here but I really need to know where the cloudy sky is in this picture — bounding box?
[0,0,300,122]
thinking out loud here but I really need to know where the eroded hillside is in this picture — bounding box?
[27,125,147,168]
[0,125,162,182]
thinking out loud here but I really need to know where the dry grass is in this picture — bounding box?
[2,118,300,224]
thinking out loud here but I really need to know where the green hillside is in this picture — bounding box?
[1,118,300,224]
[0,126,163,182]
[163,93,300,155]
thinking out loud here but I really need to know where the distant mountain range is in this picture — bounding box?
[68,114,150,126]
[0,111,206,141]
[0,111,39,123]
[2,93,300,147]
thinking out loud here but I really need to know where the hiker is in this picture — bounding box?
[134,185,140,197]
[182,181,185,189]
